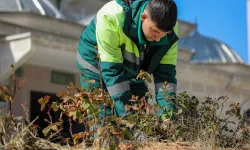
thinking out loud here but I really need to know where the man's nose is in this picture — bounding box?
[154,33,165,42]
[154,34,163,41]
[155,37,161,42]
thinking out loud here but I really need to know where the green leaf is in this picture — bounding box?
[38,97,44,104]
[145,75,152,83]
[88,104,99,115]
[76,110,82,118]
[92,88,99,95]
[81,102,90,111]
[146,125,152,135]
[42,122,61,136]
[161,111,172,121]
[42,126,51,136]
[44,96,51,104]
[121,127,133,140]
[179,103,187,110]
[0,93,9,101]
[51,125,58,132]
[145,92,152,98]
[59,103,66,111]
[127,114,138,121]
[69,111,77,120]
[40,103,46,111]
[51,102,59,112]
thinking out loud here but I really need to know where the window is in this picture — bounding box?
[51,71,75,85]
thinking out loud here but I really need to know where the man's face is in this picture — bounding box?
[141,10,171,42]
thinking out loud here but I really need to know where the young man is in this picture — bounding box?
[77,0,178,120]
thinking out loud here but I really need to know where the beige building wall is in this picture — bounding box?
[12,64,80,118]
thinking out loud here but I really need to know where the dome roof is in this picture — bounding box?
[178,31,244,63]
[0,0,64,19]
[60,0,106,25]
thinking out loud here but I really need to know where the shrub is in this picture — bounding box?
[0,66,249,150]
[36,70,250,149]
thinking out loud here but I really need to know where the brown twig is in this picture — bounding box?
[59,112,63,122]
[97,55,106,127]
[9,65,16,119]
[44,119,51,124]
[69,118,73,138]
[21,102,29,122]
[103,103,107,127]
[47,108,53,124]
[18,76,27,89]
[6,65,17,130]
[47,128,63,141]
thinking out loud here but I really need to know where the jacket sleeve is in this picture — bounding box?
[153,23,178,114]
[96,11,132,116]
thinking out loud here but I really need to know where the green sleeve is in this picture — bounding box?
[96,11,132,117]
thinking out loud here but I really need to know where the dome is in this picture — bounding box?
[60,0,107,25]
[178,31,244,63]
[0,0,64,19]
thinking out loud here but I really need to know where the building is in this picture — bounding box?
[0,0,249,127]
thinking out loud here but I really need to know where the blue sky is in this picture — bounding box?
[175,0,248,62]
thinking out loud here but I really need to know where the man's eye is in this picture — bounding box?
[153,30,158,33]
[153,30,159,34]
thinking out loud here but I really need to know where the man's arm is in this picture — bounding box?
[153,23,179,117]
[96,11,132,117]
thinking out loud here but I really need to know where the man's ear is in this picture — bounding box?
[141,12,147,22]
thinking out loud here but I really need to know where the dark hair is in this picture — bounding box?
[146,0,177,32]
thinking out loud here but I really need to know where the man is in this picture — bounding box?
[77,0,178,121]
